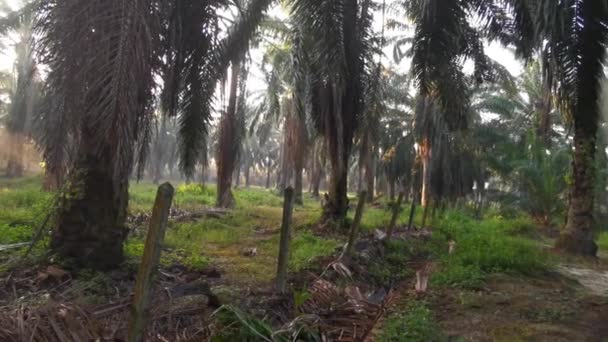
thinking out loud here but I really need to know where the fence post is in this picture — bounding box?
[127,182,174,342]
[276,187,295,293]
[346,191,367,255]
[387,191,405,240]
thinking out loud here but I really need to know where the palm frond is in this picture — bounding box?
[36,0,160,181]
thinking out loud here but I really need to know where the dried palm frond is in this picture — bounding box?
[300,279,396,341]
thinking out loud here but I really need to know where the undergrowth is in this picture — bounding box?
[430,210,549,289]
[379,301,445,342]
[0,176,52,245]
[289,231,338,271]
[213,305,321,341]
[363,239,417,285]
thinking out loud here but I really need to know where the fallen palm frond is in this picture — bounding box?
[0,291,215,341]
[300,279,396,341]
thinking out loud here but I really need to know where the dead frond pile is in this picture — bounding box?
[300,279,396,341]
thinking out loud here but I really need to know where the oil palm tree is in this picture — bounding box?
[535,0,608,255]
[35,0,274,268]
[290,0,374,223]
[400,0,500,209]
[515,137,570,228]
[474,0,608,254]
[35,0,162,268]
[0,0,38,178]
[499,0,608,254]
[475,58,559,147]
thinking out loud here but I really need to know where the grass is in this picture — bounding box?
[379,301,445,342]
[363,239,416,285]
[0,176,552,290]
[357,201,423,232]
[288,231,339,271]
[129,185,332,278]
[429,210,550,289]
[0,176,52,245]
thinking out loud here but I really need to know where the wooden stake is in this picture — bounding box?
[387,191,404,240]
[127,182,174,342]
[346,191,367,255]
[276,187,294,293]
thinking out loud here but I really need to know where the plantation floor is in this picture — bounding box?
[1,176,608,340]
[430,270,608,341]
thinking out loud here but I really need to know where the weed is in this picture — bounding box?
[432,264,485,289]
[123,239,145,261]
[289,231,338,272]
[364,240,415,285]
[213,305,321,341]
[0,177,53,245]
[428,210,549,288]
[379,301,445,342]
[183,254,210,270]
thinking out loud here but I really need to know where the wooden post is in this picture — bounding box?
[346,191,367,255]
[387,191,404,240]
[127,183,174,342]
[276,187,295,293]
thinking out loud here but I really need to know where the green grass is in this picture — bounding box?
[0,176,52,245]
[129,182,216,211]
[357,200,424,232]
[379,301,445,342]
[1,176,551,292]
[430,210,549,289]
[289,231,339,271]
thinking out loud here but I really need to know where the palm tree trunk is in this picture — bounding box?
[244,164,250,187]
[420,137,431,207]
[364,143,375,203]
[294,164,303,204]
[277,132,287,191]
[152,156,163,185]
[321,0,361,223]
[308,144,316,194]
[311,138,324,198]
[266,166,271,189]
[293,112,307,205]
[358,131,374,200]
[234,163,241,188]
[357,158,363,192]
[200,165,207,187]
[389,177,396,201]
[216,61,240,208]
[537,58,553,147]
[52,132,128,269]
[42,167,61,191]
[6,133,25,178]
[555,122,598,255]
[323,86,351,221]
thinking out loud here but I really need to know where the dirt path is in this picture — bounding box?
[431,268,608,341]
[557,264,608,297]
